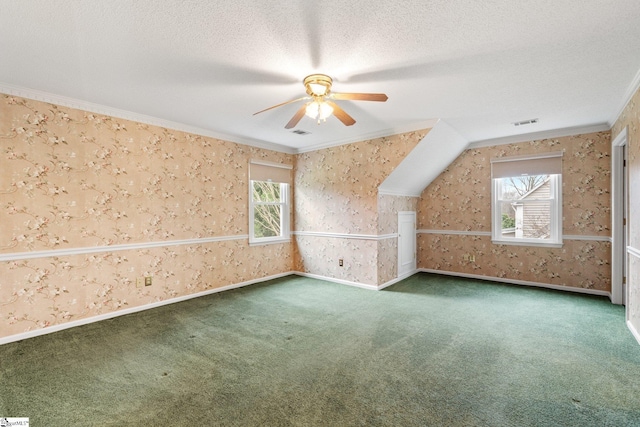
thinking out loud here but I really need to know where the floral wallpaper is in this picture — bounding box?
[293,236,378,285]
[612,85,640,337]
[377,194,418,284]
[294,131,427,235]
[378,194,418,235]
[0,94,293,340]
[418,131,612,292]
[2,240,291,338]
[293,130,428,286]
[629,254,640,329]
[418,234,611,291]
[2,89,627,342]
[612,88,640,248]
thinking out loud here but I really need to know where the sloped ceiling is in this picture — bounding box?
[380,120,468,196]
[1,1,640,153]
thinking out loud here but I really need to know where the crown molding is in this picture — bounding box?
[0,83,296,154]
[0,83,435,155]
[294,119,438,153]
[5,80,629,156]
[467,123,611,149]
[609,66,640,127]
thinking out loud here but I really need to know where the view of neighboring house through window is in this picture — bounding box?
[249,160,291,245]
[491,152,563,247]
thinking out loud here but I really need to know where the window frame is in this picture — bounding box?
[249,179,290,246]
[490,154,563,248]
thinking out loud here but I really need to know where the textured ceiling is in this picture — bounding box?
[2,1,640,153]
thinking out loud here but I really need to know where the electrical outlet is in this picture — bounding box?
[463,254,469,261]
[338,258,344,267]
[145,276,152,286]
[470,255,476,262]
[136,277,144,288]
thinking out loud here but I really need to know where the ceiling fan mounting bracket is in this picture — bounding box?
[304,74,333,96]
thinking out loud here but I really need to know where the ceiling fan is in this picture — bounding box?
[253,74,388,129]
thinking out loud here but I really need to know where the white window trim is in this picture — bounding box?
[491,174,563,248]
[249,180,290,246]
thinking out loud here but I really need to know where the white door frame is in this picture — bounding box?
[397,211,417,278]
[611,127,628,305]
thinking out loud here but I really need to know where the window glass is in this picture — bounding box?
[249,180,289,244]
[253,203,282,238]
[492,174,561,246]
[252,181,281,203]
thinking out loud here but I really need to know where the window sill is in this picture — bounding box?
[492,239,563,249]
[249,237,291,246]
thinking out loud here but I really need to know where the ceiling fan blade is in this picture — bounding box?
[253,97,309,115]
[285,104,308,129]
[326,101,356,126]
[331,92,388,102]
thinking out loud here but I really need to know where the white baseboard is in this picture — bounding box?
[1,268,620,346]
[292,271,379,291]
[0,271,294,346]
[628,320,640,346]
[1,270,409,346]
[378,269,418,290]
[419,268,612,298]
[293,270,418,291]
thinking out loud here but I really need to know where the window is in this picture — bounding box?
[491,152,562,247]
[249,160,291,245]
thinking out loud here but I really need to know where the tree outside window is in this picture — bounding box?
[252,180,282,238]
[498,175,551,239]
[250,180,289,243]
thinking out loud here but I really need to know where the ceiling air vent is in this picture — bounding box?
[513,118,539,127]
[291,129,310,135]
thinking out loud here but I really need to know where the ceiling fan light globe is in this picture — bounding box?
[305,102,319,119]
[319,102,333,120]
[305,100,334,122]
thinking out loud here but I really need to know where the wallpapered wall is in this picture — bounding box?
[2,89,629,342]
[293,130,428,286]
[417,131,612,292]
[377,194,418,285]
[0,94,293,340]
[612,86,640,336]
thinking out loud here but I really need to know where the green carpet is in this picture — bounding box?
[1,273,639,426]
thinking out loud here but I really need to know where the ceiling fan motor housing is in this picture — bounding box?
[304,74,333,97]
